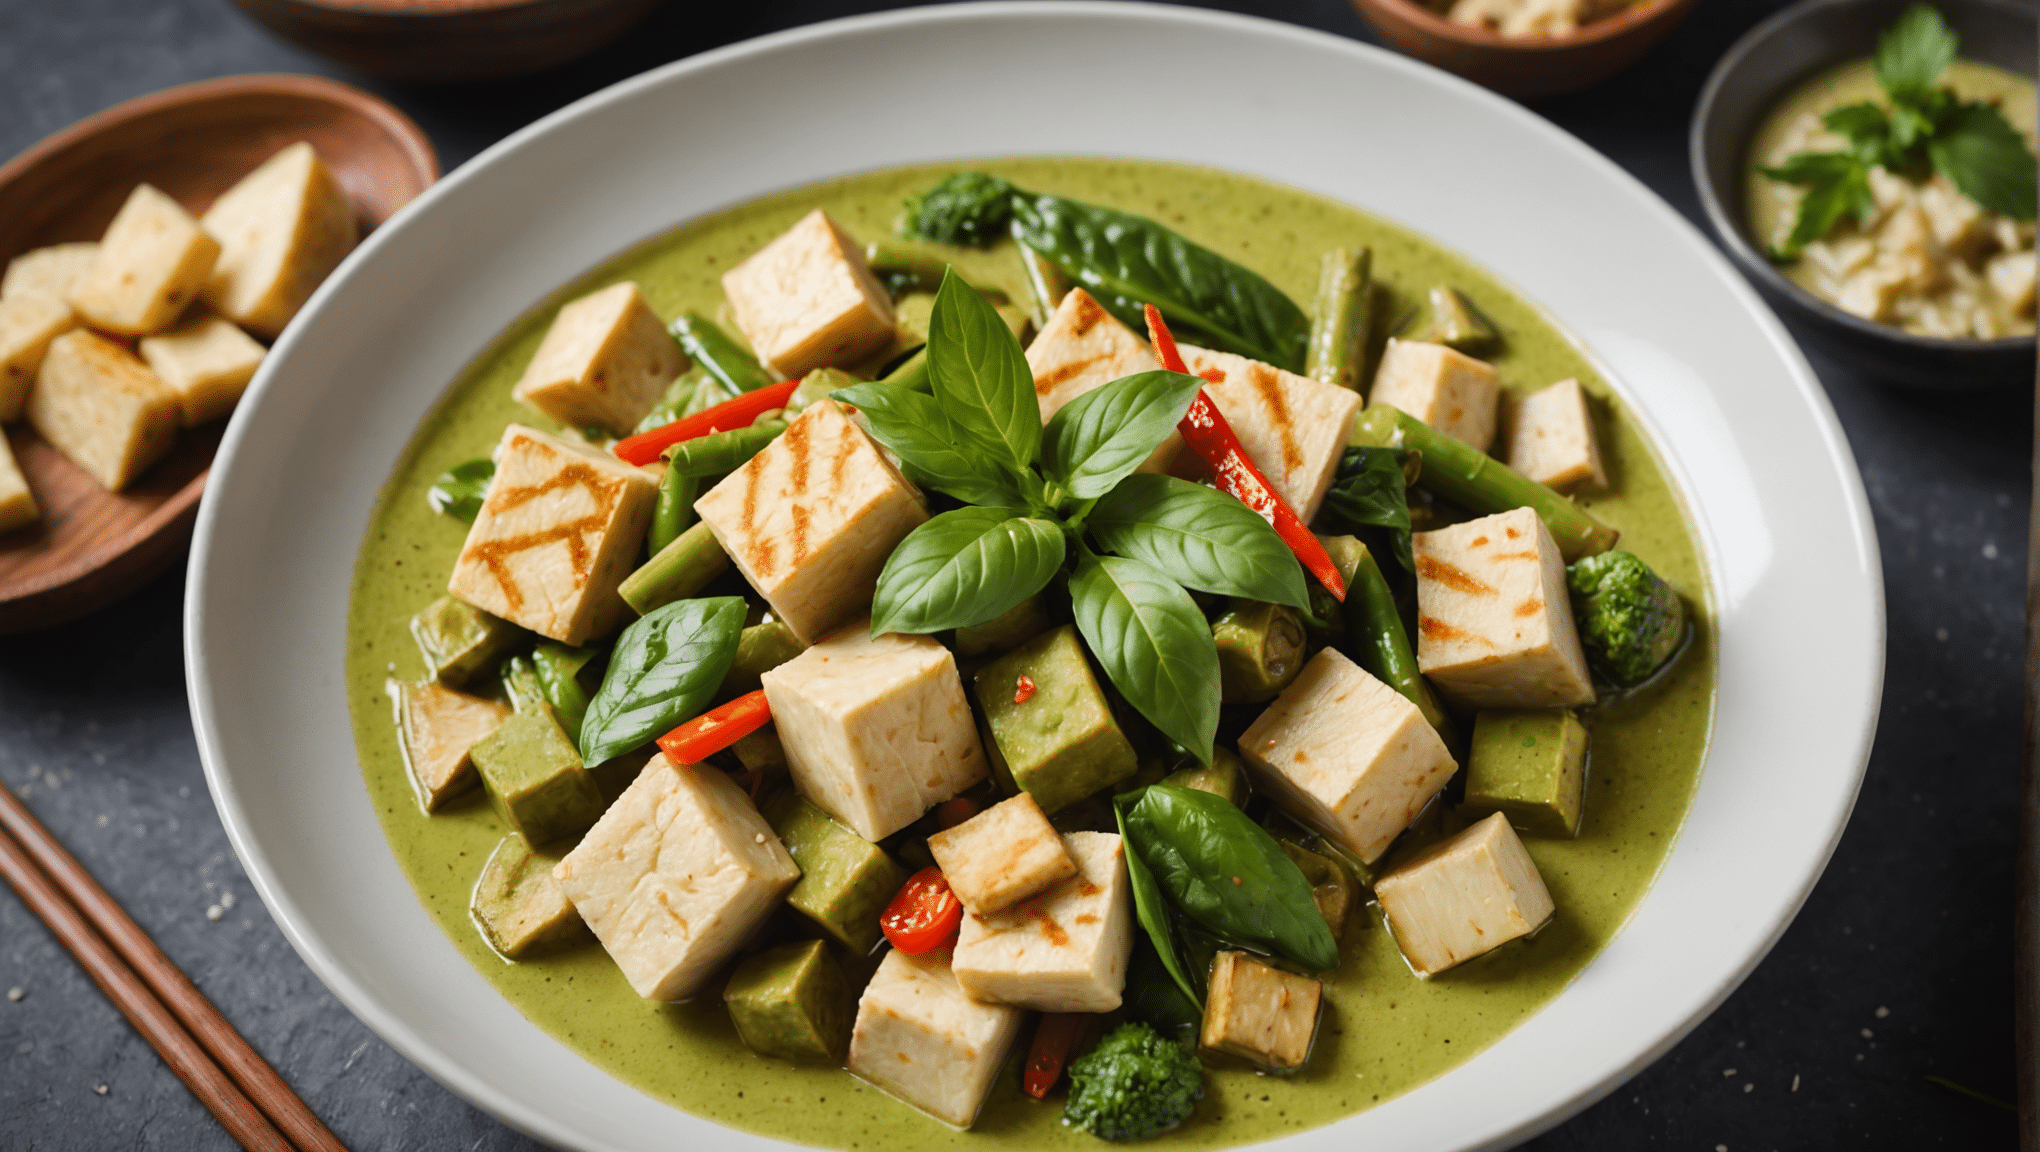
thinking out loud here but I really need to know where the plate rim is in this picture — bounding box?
[184,5,1885,1150]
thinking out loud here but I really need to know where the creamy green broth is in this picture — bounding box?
[346,158,1715,1148]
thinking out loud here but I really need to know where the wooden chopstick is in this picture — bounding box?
[0,786,347,1152]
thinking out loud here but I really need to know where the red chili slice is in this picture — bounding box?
[613,378,799,466]
[654,690,772,764]
[1023,1013,1087,1099]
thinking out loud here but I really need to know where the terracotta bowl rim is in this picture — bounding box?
[1358,0,1694,52]
[0,74,437,618]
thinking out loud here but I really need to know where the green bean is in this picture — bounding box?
[1305,247,1371,392]
[670,312,777,393]
[667,420,788,478]
[1344,543,1454,743]
[619,522,732,615]
[1352,405,1618,560]
[648,456,698,556]
[864,241,1008,302]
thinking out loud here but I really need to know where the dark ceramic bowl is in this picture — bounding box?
[1691,0,2036,390]
[232,0,665,84]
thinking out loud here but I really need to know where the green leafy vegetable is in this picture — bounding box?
[578,597,745,765]
[1114,797,1203,1011]
[532,640,598,739]
[925,270,1040,477]
[670,313,777,393]
[903,171,1017,247]
[1930,102,2039,221]
[426,459,494,521]
[1041,370,1203,501]
[1315,446,1415,572]
[1088,475,1308,610]
[1121,784,1340,972]
[1069,551,1219,763]
[830,380,1024,507]
[1758,154,1879,260]
[1120,940,1203,1037]
[1875,2,1956,105]
[1566,550,1688,686]
[1062,1022,1204,1143]
[869,507,1065,636]
[635,367,711,434]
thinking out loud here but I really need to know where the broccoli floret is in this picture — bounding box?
[1566,550,1687,686]
[1063,1022,1205,1142]
[903,171,1017,246]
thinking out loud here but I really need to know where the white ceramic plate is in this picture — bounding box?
[185,5,1883,1149]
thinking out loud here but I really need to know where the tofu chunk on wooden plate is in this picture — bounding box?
[552,754,799,1001]
[721,209,895,379]
[448,424,657,646]
[199,141,359,339]
[696,399,928,645]
[846,945,1025,1129]
[951,830,1134,1013]
[2,242,98,303]
[139,311,267,427]
[1413,506,1595,710]
[28,330,181,492]
[68,184,220,338]
[0,293,77,423]
[0,435,36,534]
[762,620,985,842]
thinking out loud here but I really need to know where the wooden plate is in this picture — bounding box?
[0,74,437,633]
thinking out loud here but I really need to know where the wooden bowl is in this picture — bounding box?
[0,74,437,634]
[231,0,666,84]
[1349,0,1698,100]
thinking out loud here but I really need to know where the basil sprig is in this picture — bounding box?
[1114,785,1341,1008]
[426,458,494,521]
[1316,446,1416,573]
[578,597,746,766]
[1761,3,2036,259]
[904,172,1312,372]
[839,271,1305,761]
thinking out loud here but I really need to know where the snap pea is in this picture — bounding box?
[1305,247,1371,392]
[670,312,778,393]
[666,420,788,479]
[648,459,698,558]
[1344,541,1455,742]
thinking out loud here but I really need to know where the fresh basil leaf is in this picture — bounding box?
[871,507,1065,635]
[426,458,494,521]
[926,270,1040,477]
[1929,102,2039,222]
[671,312,778,393]
[1089,475,1308,610]
[1122,933,1204,1035]
[1124,784,1340,972]
[579,597,746,766]
[1875,2,1956,107]
[831,381,1024,506]
[1041,370,1203,501]
[1317,447,1415,573]
[1070,550,1220,763]
[903,171,1019,247]
[1822,101,1890,145]
[1759,151,1876,258]
[1114,790,1203,1011]
[666,421,787,477]
[1010,193,1311,372]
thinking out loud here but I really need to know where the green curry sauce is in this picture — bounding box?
[345,158,1715,1148]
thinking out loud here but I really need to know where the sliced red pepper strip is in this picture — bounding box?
[880,867,963,954]
[655,689,773,764]
[1023,1013,1086,1099]
[1145,305,1347,602]
[613,378,800,466]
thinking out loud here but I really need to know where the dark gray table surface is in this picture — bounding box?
[0,0,2026,1147]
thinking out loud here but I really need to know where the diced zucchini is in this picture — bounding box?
[470,835,588,958]
[1463,709,1588,837]
[1161,748,1250,808]
[763,790,906,953]
[974,625,1137,814]
[410,595,522,688]
[724,939,855,1064]
[1278,839,1355,941]
[954,595,1051,659]
[470,709,606,847]
[722,617,807,699]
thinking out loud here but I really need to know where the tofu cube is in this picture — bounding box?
[721,209,894,378]
[391,678,511,811]
[1500,378,1606,494]
[1369,338,1500,452]
[1238,648,1458,865]
[409,595,525,688]
[1199,951,1321,1071]
[1918,175,1987,255]
[1464,709,1588,837]
[69,184,220,337]
[973,625,1139,815]
[553,754,800,1000]
[928,791,1075,916]
[1025,287,1164,426]
[0,433,38,533]
[761,620,985,842]
[1373,811,1555,977]
[138,310,267,426]
[1413,507,1595,710]
[469,708,606,847]
[28,330,181,492]
[470,835,589,959]
[952,830,1134,1013]
[846,945,1025,1129]
[199,142,360,338]
[511,281,686,434]
[695,400,927,644]
[447,424,657,645]
[1989,250,2036,317]
[1180,345,1363,522]
[763,789,907,953]
[724,939,855,1064]
[0,293,78,422]
[3,242,99,303]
